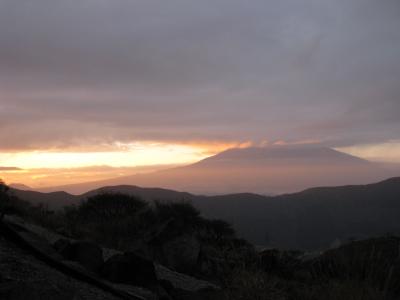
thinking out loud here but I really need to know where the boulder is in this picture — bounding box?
[161,235,200,273]
[156,264,220,300]
[54,239,104,273]
[155,264,219,292]
[101,252,158,287]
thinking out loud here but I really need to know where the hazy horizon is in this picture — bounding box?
[3,145,398,196]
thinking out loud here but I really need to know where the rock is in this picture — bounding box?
[161,235,200,273]
[155,264,219,293]
[156,264,220,300]
[71,241,104,273]
[101,252,158,287]
[54,240,104,273]
[54,239,73,258]
[163,288,221,300]
[15,230,64,261]
[0,281,78,300]
[127,239,154,261]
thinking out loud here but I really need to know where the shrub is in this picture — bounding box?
[203,219,236,240]
[154,200,201,224]
[0,179,10,219]
[78,192,148,222]
[66,193,152,248]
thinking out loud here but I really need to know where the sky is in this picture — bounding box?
[0,0,399,187]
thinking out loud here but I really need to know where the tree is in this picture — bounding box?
[78,192,148,223]
[154,200,201,224]
[205,219,235,240]
[0,179,10,219]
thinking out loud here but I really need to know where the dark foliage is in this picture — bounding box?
[64,193,153,248]
[78,193,148,222]
[154,200,202,226]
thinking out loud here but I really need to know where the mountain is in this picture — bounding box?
[10,185,193,210]
[10,189,78,208]
[194,177,400,249]
[9,183,33,191]
[11,177,400,250]
[39,145,391,195]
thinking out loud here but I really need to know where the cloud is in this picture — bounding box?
[337,141,400,163]
[0,167,22,171]
[0,0,399,151]
[0,164,182,188]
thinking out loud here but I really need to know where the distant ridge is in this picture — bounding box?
[11,176,400,250]
[39,145,391,195]
[9,183,33,191]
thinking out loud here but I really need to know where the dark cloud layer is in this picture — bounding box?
[0,0,399,151]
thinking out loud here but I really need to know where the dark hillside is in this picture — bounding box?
[194,178,400,249]
[10,177,400,250]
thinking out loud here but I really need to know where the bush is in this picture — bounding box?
[203,219,236,240]
[290,280,389,300]
[0,180,10,218]
[213,269,285,300]
[78,192,148,222]
[66,193,152,248]
[154,200,202,225]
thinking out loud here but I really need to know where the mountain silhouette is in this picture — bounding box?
[9,183,33,191]
[38,145,390,195]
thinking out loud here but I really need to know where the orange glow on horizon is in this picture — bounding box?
[0,140,239,187]
[2,140,399,189]
[0,143,210,169]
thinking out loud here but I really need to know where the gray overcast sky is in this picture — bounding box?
[0,0,399,151]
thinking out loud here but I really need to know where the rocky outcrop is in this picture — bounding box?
[0,235,122,300]
[155,264,218,292]
[1,216,220,300]
[0,220,145,299]
[0,280,78,300]
[102,253,158,287]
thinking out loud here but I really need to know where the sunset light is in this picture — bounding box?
[0,1,399,297]
[0,143,209,169]
[0,141,236,187]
